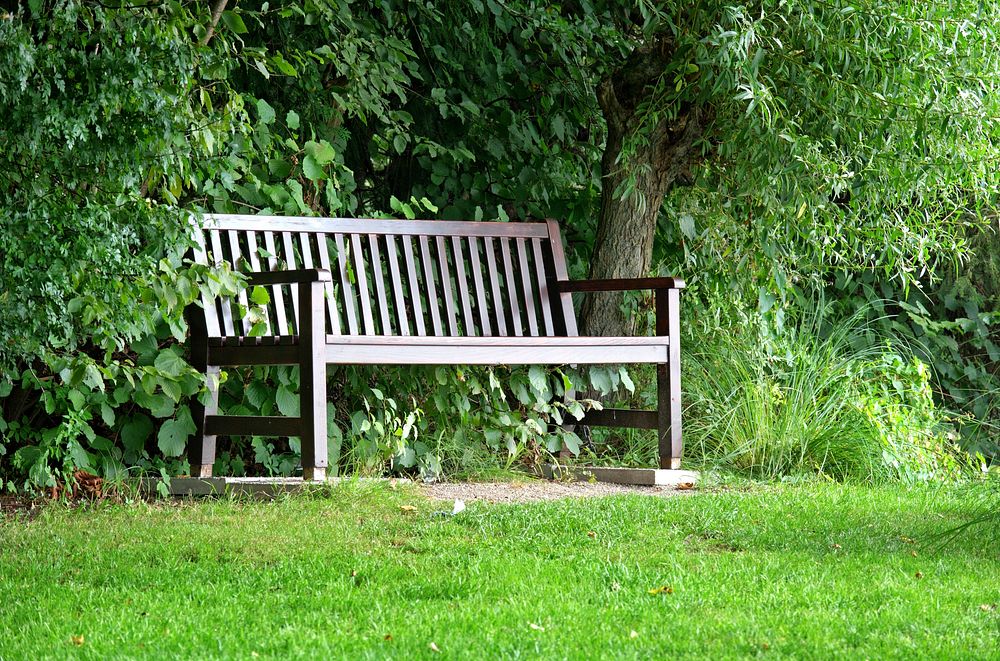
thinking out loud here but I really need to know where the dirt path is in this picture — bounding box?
[419,480,696,503]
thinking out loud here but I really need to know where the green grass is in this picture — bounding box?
[1,482,997,659]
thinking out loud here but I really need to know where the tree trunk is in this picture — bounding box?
[580,42,704,337]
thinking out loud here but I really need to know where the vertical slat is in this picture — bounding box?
[244,231,273,337]
[227,230,252,335]
[298,232,314,268]
[350,234,375,335]
[369,235,393,335]
[419,235,443,336]
[499,238,522,337]
[483,237,507,336]
[192,231,221,337]
[281,231,300,332]
[385,236,411,336]
[436,236,458,336]
[402,236,426,336]
[334,233,359,335]
[452,236,476,336]
[209,230,236,337]
[467,237,491,336]
[315,233,342,335]
[263,231,290,336]
[531,238,555,336]
[516,238,539,336]
[545,220,578,336]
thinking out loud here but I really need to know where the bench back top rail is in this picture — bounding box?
[191,215,579,341]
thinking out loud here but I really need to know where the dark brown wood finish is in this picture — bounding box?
[190,214,685,480]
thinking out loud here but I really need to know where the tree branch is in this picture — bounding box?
[199,0,230,47]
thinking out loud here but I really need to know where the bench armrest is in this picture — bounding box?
[554,276,685,293]
[245,269,333,286]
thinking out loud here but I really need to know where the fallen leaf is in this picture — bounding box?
[251,653,259,658]
[70,635,84,646]
[980,604,996,612]
[587,531,597,539]
[900,535,916,544]
[761,642,770,651]
[350,570,358,577]
[914,571,924,579]
[399,505,418,513]
[648,585,674,595]
[629,630,639,639]
[910,551,918,558]
[384,634,393,641]
[389,479,398,489]
[529,622,545,631]
[429,641,440,653]
[611,581,621,592]
[831,543,842,550]
[676,482,696,490]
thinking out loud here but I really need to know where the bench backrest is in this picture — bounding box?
[191,215,579,340]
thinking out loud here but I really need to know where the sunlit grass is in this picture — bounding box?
[1,481,996,659]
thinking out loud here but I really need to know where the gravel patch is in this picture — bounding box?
[420,479,696,503]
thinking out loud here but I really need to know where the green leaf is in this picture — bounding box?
[256,99,276,125]
[250,285,271,306]
[528,366,549,396]
[68,389,86,411]
[286,110,300,129]
[221,10,248,34]
[121,414,153,453]
[100,402,116,428]
[302,154,325,181]
[271,53,298,77]
[393,134,407,154]
[589,367,613,395]
[678,213,696,240]
[157,407,196,458]
[246,380,273,411]
[276,384,300,417]
[304,140,337,165]
[154,349,186,377]
[618,367,635,394]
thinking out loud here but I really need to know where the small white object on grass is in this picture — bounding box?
[452,499,466,515]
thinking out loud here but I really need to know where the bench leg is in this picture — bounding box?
[299,280,328,482]
[190,365,220,478]
[657,287,683,469]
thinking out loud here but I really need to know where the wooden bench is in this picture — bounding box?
[186,215,684,480]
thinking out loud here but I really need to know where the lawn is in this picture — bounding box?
[0,481,997,659]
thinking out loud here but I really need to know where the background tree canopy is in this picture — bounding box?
[1,0,998,490]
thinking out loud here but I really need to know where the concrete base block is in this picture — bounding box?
[536,464,699,487]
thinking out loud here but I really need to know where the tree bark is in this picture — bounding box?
[580,41,704,337]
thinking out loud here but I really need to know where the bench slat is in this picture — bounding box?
[545,220,578,336]
[315,233,341,335]
[452,236,476,336]
[467,236,491,336]
[205,215,550,238]
[350,234,375,335]
[402,236,426,336]
[532,238,555,336]
[209,230,237,337]
[499,238,522,337]
[483,237,507,336]
[280,231,300,332]
[263,231,290,336]
[368,235,393,335]
[334,233,359,335]
[419,235,443,336]
[227,230,252,335]
[516,238,539,336]
[436,236,459,336]
[244,230,274,338]
[385,235,410,336]
[192,230,221,337]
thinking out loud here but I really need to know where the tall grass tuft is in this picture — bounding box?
[683,304,896,480]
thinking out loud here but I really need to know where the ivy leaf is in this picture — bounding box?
[276,384,300,417]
